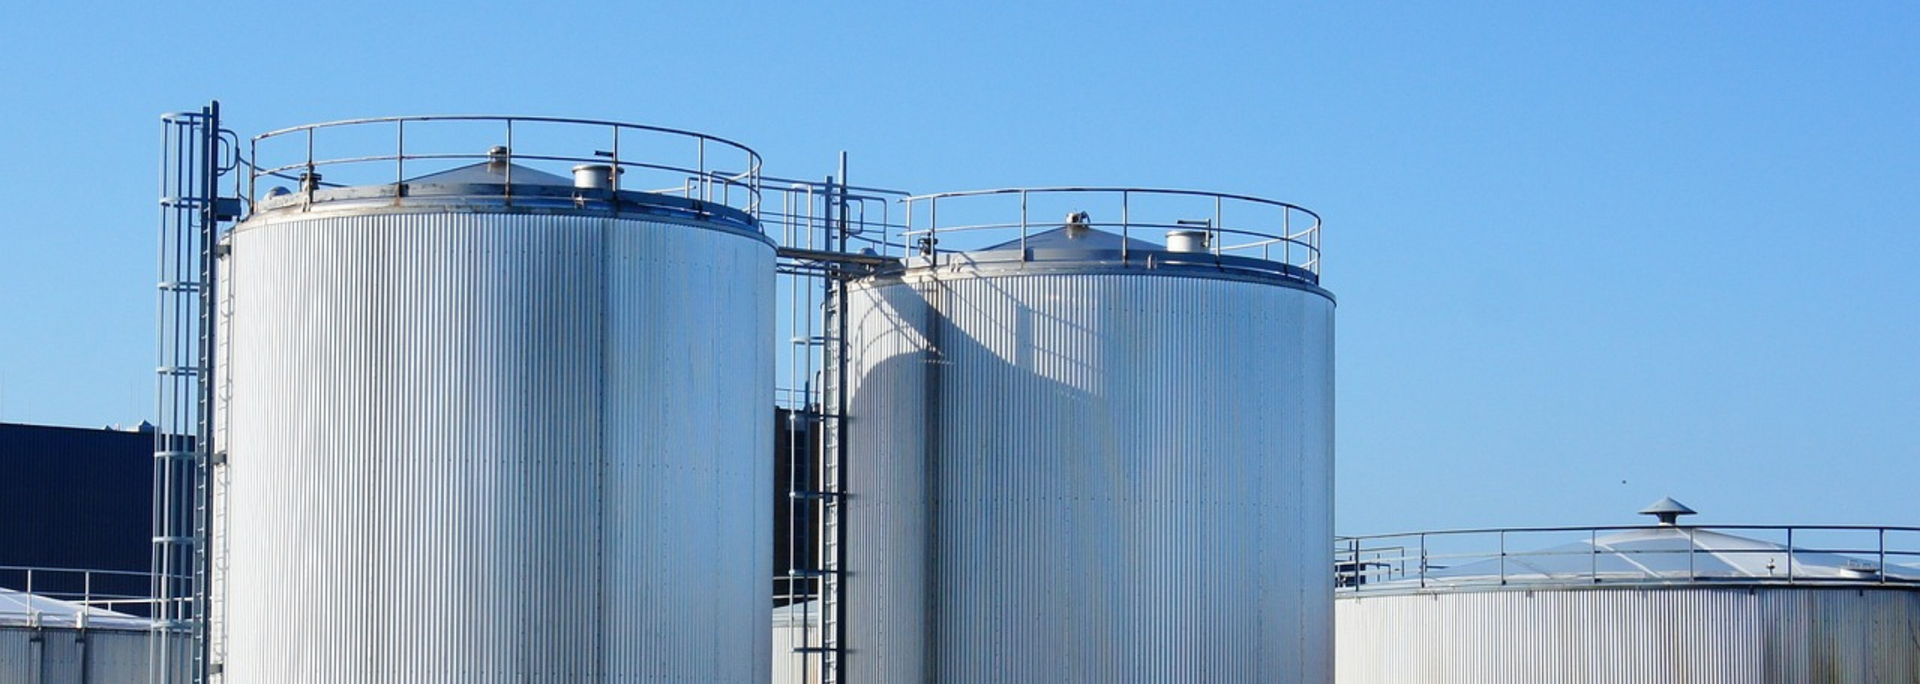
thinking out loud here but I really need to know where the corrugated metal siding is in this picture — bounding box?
[218,211,772,684]
[0,627,186,684]
[772,605,821,684]
[1336,587,1920,684]
[846,270,1336,684]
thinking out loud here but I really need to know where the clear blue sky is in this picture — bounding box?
[1,1,1914,536]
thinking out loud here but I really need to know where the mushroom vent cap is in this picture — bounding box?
[1638,496,1698,525]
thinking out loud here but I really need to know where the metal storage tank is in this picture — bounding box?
[839,188,1334,684]
[0,585,187,684]
[1334,499,1920,684]
[772,601,821,684]
[213,117,773,684]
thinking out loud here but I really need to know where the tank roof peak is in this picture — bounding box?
[1638,496,1698,525]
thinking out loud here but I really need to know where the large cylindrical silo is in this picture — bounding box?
[213,119,772,684]
[841,189,1335,684]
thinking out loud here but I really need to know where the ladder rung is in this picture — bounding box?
[789,490,840,500]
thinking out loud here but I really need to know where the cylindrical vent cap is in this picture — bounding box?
[1166,230,1211,253]
[572,164,622,190]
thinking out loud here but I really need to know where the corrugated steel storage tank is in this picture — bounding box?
[772,601,821,684]
[0,585,187,684]
[841,188,1334,684]
[214,118,772,684]
[1335,499,1920,684]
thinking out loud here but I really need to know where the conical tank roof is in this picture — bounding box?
[404,160,573,187]
[0,587,153,629]
[980,226,1161,253]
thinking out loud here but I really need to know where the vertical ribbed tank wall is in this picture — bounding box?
[215,205,772,683]
[843,262,1336,683]
[1336,587,1920,683]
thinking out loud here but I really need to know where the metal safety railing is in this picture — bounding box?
[0,566,180,620]
[898,187,1321,280]
[247,115,763,216]
[1335,524,1920,593]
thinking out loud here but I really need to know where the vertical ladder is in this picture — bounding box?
[817,171,848,684]
[154,102,237,684]
[777,161,903,684]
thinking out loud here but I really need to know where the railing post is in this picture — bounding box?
[395,120,406,188]
[1880,528,1888,584]
[1590,528,1599,583]
[1786,528,1795,582]
[1499,531,1507,585]
[1212,195,1223,256]
[1019,190,1029,260]
[1120,190,1131,263]
[1687,527,1696,580]
[610,125,623,194]
[1419,533,1428,589]
[1283,208,1291,267]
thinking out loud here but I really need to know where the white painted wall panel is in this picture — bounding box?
[846,270,1335,684]
[218,210,772,684]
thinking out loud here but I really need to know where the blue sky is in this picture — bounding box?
[0,1,1914,536]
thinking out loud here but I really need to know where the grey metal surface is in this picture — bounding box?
[215,208,772,684]
[843,264,1336,684]
[1336,586,1920,684]
[1,625,189,684]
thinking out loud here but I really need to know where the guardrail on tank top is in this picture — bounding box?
[891,187,1322,281]
[0,565,182,623]
[247,115,762,217]
[1335,524,1920,592]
